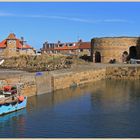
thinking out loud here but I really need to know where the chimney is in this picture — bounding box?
[58,40,61,44]
[78,39,82,43]
[21,37,24,45]
[21,37,24,41]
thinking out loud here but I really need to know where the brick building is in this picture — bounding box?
[0,33,36,58]
[42,40,91,56]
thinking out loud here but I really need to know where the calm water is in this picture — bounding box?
[0,79,140,138]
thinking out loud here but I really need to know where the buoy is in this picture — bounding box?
[18,96,24,102]
[4,86,12,91]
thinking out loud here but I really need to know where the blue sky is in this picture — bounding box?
[0,2,140,50]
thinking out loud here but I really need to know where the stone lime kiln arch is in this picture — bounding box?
[91,37,140,63]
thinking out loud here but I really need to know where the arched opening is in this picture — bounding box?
[129,46,137,59]
[95,51,101,63]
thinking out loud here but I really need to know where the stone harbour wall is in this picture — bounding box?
[52,68,106,91]
[0,74,37,97]
[1,65,140,97]
[106,65,140,80]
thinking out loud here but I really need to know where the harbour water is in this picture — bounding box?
[0,79,140,138]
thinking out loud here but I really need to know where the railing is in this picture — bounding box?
[130,59,140,64]
[0,83,25,103]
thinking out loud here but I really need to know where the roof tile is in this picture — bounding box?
[0,33,32,49]
[0,39,7,48]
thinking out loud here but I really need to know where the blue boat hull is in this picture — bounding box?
[0,97,27,115]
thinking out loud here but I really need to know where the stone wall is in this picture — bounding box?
[106,65,140,80]
[0,72,53,97]
[52,68,106,91]
[0,74,37,97]
[1,65,140,97]
[19,74,37,97]
[19,49,35,55]
[91,37,140,63]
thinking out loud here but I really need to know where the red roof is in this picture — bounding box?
[78,42,90,49]
[0,33,32,49]
[53,42,90,51]
[25,44,32,49]
[16,40,32,49]
[54,45,79,50]
[16,39,23,49]
[7,33,16,40]
[0,39,6,48]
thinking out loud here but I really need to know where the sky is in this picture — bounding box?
[0,2,140,50]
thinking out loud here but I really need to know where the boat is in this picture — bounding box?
[0,84,27,115]
[0,108,26,123]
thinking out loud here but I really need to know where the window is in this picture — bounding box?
[59,44,63,47]
[69,44,73,47]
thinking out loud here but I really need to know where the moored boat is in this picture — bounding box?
[0,84,27,115]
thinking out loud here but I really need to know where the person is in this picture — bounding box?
[122,51,129,63]
[11,86,17,94]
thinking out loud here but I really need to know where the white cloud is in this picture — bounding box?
[102,19,134,23]
[24,14,131,23]
[0,11,15,17]
[0,11,133,24]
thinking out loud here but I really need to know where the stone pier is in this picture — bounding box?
[1,64,140,97]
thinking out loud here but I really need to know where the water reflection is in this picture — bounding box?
[0,109,26,137]
[26,80,140,137]
[0,109,26,124]
[1,79,140,137]
[27,79,140,113]
[90,80,140,108]
[27,84,92,112]
[27,93,53,113]
[88,80,140,138]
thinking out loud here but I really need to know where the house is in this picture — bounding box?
[42,40,91,56]
[42,42,56,54]
[0,33,36,58]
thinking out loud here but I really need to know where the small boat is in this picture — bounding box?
[0,84,27,115]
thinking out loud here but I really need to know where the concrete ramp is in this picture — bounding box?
[35,72,52,95]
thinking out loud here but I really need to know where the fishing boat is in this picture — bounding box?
[0,84,27,115]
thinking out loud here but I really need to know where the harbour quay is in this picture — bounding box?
[0,64,140,97]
